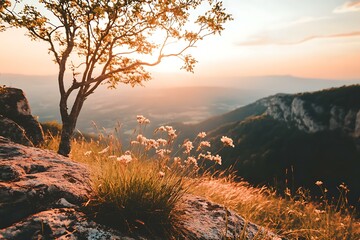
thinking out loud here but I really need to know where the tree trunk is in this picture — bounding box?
[58,117,76,157]
[57,89,85,157]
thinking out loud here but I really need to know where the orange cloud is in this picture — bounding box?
[237,31,360,46]
[334,1,360,13]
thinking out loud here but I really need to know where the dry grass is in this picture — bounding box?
[188,176,359,240]
[42,119,359,239]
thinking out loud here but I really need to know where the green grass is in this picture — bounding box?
[42,119,359,239]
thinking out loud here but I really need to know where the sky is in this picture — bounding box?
[0,0,360,86]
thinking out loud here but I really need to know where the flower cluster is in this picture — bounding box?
[156,125,178,140]
[117,152,133,164]
[136,115,150,124]
[185,156,198,168]
[197,132,206,138]
[198,152,222,165]
[315,181,323,186]
[132,134,170,150]
[221,136,235,148]
[183,140,194,154]
[86,115,235,172]
[156,149,171,158]
[197,141,211,151]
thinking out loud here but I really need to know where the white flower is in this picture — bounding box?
[145,138,159,150]
[221,136,235,147]
[168,129,177,139]
[213,154,222,165]
[136,134,147,144]
[157,126,167,132]
[136,115,150,124]
[131,140,139,145]
[205,151,213,160]
[197,132,207,138]
[185,156,198,167]
[117,154,132,164]
[156,149,171,158]
[339,183,348,191]
[156,138,167,146]
[197,141,211,151]
[165,126,173,131]
[98,146,110,154]
[173,157,181,165]
[315,181,323,186]
[183,140,194,154]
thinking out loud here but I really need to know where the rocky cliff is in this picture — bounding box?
[192,85,360,205]
[260,86,360,137]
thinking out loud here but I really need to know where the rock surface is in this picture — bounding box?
[0,137,91,229]
[0,87,44,146]
[175,195,282,240]
[0,137,282,239]
[0,208,139,240]
[261,93,360,136]
[0,115,33,146]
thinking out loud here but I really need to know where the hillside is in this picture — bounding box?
[176,85,360,205]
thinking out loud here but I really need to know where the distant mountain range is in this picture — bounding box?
[175,85,360,205]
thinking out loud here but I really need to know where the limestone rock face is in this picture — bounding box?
[355,110,360,138]
[0,87,44,146]
[263,94,360,136]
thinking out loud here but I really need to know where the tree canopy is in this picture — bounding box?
[0,0,232,155]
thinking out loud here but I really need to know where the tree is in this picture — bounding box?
[0,0,232,156]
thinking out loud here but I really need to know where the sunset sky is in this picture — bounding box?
[0,0,359,85]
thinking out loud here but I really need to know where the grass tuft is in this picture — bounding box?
[85,158,185,236]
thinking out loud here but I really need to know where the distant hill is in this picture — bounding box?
[176,85,360,204]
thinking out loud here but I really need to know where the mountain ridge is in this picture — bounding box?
[174,85,360,205]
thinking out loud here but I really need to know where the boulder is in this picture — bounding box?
[0,137,283,239]
[0,137,91,229]
[0,87,44,146]
[0,208,139,240]
[175,195,282,240]
[0,115,33,146]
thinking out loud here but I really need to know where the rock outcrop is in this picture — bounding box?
[0,137,91,229]
[0,116,32,146]
[0,137,283,239]
[0,87,44,146]
[176,195,282,240]
[261,93,360,137]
